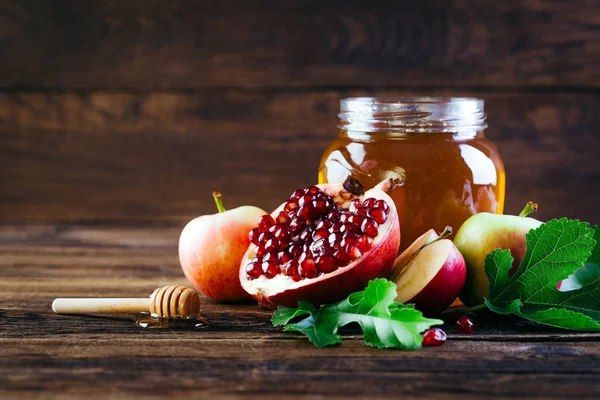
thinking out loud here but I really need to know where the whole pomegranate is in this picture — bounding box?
[239,176,402,309]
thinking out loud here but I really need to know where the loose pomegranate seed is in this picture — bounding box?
[356,235,373,252]
[361,218,379,238]
[258,215,275,231]
[374,199,390,213]
[276,211,290,225]
[299,258,318,278]
[289,218,304,234]
[370,209,387,224]
[262,261,280,279]
[249,228,260,245]
[316,255,337,273]
[423,328,447,346]
[245,261,263,279]
[363,198,377,208]
[307,186,322,195]
[278,250,292,263]
[284,200,299,213]
[455,316,474,333]
[313,228,329,240]
[264,238,280,253]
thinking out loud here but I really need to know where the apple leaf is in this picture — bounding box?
[484,218,600,330]
[272,278,442,349]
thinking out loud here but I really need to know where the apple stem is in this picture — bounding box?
[518,201,538,218]
[425,226,453,247]
[213,192,226,213]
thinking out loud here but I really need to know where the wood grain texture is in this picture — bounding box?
[1,91,599,225]
[0,0,598,89]
[2,226,600,399]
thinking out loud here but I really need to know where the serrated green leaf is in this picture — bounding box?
[517,307,600,331]
[559,226,600,291]
[272,278,442,349]
[484,218,598,331]
[271,300,316,326]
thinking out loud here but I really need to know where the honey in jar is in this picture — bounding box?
[318,97,505,251]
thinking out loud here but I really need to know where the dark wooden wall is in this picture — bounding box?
[1,0,599,226]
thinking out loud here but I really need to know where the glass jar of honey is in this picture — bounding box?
[318,97,505,251]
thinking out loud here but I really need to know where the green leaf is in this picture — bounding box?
[559,226,600,291]
[272,279,442,349]
[485,218,598,331]
[272,300,315,326]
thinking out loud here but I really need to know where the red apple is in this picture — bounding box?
[179,192,267,301]
[390,228,467,314]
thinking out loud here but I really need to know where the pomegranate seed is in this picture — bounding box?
[340,233,358,248]
[299,229,312,242]
[262,253,278,263]
[316,255,337,273]
[299,258,318,278]
[298,202,316,221]
[361,218,379,238]
[262,261,280,279]
[274,227,291,243]
[290,189,304,200]
[278,250,292,263]
[349,198,363,213]
[357,207,370,216]
[375,199,390,213]
[455,316,474,333]
[356,235,373,252]
[346,244,362,260]
[348,214,365,226]
[313,228,329,240]
[264,238,280,253]
[289,244,302,257]
[307,186,322,195]
[298,194,313,207]
[289,218,304,234]
[315,220,331,230]
[284,200,299,213]
[328,232,342,244]
[363,198,377,208]
[276,211,290,225]
[258,215,275,231]
[285,262,301,281]
[423,328,447,346]
[370,209,387,224]
[334,249,350,266]
[326,211,338,220]
[315,199,328,215]
[248,228,261,245]
[339,212,351,223]
[255,246,266,257]
[245,261,263,279]
[331,222,344,232]
[258,232,274,245]
[310,238,329,255]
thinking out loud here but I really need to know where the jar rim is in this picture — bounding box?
[339,96,487,133]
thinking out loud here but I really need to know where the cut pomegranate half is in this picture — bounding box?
[240,176,401,309]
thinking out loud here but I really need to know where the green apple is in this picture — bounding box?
[453,202,542,306]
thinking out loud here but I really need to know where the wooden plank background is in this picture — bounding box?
[1,0,599,226]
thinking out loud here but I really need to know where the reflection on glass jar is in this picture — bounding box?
[319,97,505,251]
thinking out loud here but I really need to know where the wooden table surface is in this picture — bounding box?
[2,225,600,399]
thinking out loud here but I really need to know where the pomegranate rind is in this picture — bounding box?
[239,180,401,309]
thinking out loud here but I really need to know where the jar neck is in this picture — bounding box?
[338,97,487,139]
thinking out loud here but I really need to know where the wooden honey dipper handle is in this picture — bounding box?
[52,285,200,319]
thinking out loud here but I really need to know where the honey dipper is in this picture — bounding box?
[52,285,201,319]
